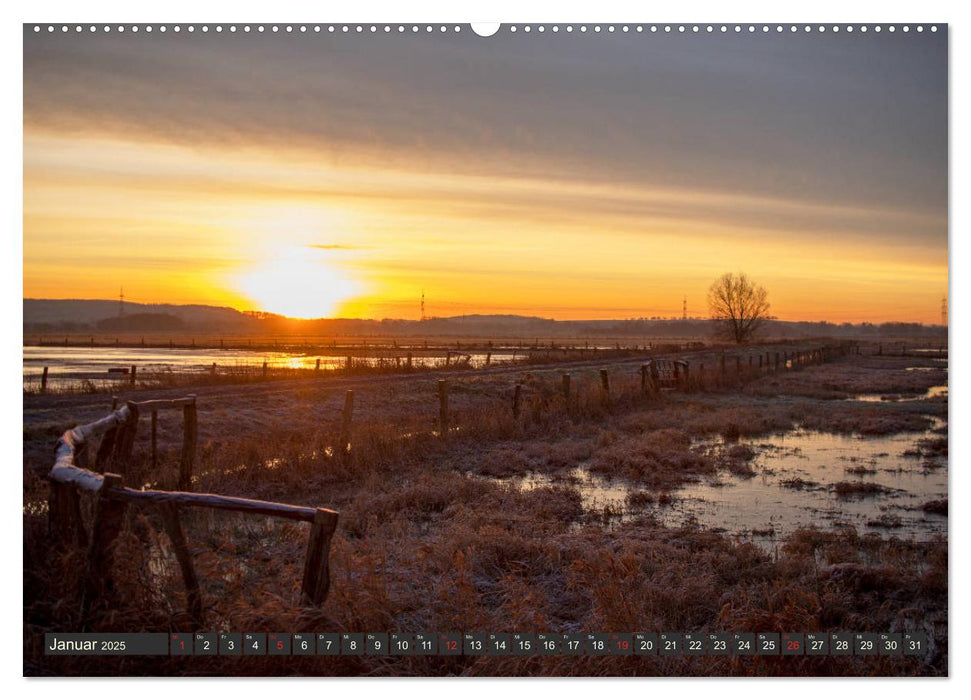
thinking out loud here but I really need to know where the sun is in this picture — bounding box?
[234,246,362,319]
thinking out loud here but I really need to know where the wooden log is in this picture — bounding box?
[179,400,198,491]
[512,383,522,419]
[41,366,49,393]
[301,508,340,606]
[158,502,204,626]
[80,473,127,623]
[108,487,320,521]
[338,390,354,461]
[438,380,449,439]
[151,410,158,471]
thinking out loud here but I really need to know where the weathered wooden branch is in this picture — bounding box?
[301,508,340,606]
[158,502,204,626]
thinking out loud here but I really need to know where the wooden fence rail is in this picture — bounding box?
[47,399,339,626]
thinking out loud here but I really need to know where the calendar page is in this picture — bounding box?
[21,17,948,679]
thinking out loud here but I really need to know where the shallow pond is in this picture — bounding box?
[489,419,947,546]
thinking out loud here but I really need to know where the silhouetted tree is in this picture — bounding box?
[708,272,770,344]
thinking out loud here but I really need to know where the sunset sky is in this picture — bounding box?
[23,26,947,322]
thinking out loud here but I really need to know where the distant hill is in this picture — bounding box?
[96,313,187,332]
[23,298,946,340]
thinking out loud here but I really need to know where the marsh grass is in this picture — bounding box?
[23,350,948,676]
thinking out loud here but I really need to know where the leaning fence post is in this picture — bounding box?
[158,502,204,626]
[80,473,126,624]
[338,390,354,461]
[301,508,340,606]
[438,380,449,439]
[512,383,522,419]
[179,397,198,491]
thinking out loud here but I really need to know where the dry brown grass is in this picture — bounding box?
[23,348,948,676]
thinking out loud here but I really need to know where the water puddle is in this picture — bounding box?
[849,386,947,403]
[489,419,947,546]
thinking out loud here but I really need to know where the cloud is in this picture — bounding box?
[23,28,947,220]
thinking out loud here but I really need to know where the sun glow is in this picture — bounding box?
[234,246,362,319]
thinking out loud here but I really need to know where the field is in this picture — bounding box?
[22,340,948,676]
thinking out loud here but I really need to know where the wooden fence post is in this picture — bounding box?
[600,369,610,403]
[179,397,198,491]
[211,362,217,377]
[130,365,137,386]
[301,508,340,606]
[438,380,449,439]
[735,357,741,375]
[649,362,660,395]
[485,352,492,367]
[151,410,158,471]
[41,366,49,393]
[48,481,87,548]
[315,358,321,374]
[775,352,780,371]
[640,364,649,395]
[158,502,204,626]
[680,362,691,392]
[562,373,571,408]
[407,353,413,370]
[80,473,126,624]
[513,383,522,419]
[338,390,354,461]
[116,402,140,478]
[262,361,268,377]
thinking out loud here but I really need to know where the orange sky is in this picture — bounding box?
[23,28,948,323]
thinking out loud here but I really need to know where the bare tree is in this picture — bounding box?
[708,272,770,344]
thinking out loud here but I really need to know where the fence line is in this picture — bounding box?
[47,399,339,626]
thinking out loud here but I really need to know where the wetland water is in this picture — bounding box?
[22,345,521,389]
[492,421,947,543]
